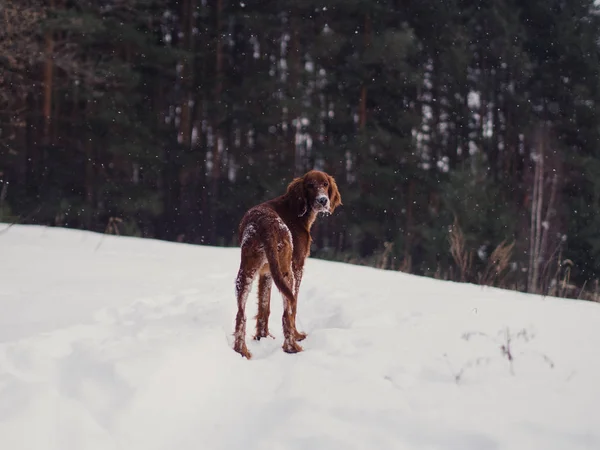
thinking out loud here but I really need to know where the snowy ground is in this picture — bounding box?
[0,224,599,450]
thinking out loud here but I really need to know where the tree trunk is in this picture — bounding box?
[359,13,370,131]
[209,0,224,243]
[24,92,37,198]
[404,179,415,269]
[78,71,94,229]
[490,81,500,179]
[43,0,55,146]
[84,136,94,228]
[289,15,302,176]
[528,125,545,293]
[179,0,194,148]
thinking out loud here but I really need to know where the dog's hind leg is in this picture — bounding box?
[291,262,307,342]
[254,272,274,340]
[233,258,259,359]
[279,253,303,354]
[281,269,303,354]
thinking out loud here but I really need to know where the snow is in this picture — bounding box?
[240,223,256,248]
[1,224,599,450]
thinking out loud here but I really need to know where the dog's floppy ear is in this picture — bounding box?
[287,175,308,217]
[328,174,342,213]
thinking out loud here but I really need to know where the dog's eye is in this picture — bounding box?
[323,182,329,188]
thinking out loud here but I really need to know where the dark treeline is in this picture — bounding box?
[2,0,600,300]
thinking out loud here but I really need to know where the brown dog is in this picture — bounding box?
[233,170,342,358]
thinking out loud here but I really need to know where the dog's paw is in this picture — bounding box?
[293,330,307,341]
[282,338,303,354]
[233,341,252,359]
[253,330,275,341]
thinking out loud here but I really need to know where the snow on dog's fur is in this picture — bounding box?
[233,170,342,358]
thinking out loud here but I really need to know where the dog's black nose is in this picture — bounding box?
[317,196,328,206]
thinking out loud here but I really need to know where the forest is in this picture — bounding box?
[1,0,600,301]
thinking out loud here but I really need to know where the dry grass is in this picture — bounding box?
[377,241,394,270]
[448,218,473,283]
[327,221,598,304]
[95,217,123,251]
[480,240,515,286]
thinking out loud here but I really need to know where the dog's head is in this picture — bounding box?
[287,170,342,217]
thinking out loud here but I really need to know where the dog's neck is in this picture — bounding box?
[277,196,318,231]
[303,208,318,230]
[294,204,318,230]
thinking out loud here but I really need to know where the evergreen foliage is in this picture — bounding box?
[2,0,600,299]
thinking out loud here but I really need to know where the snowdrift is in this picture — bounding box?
[1,224,598,450]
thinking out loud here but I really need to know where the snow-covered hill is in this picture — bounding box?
[1,224,598,450]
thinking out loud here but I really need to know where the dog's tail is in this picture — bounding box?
[263,239,296,305]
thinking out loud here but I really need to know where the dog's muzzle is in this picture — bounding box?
[315,194,330,212]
